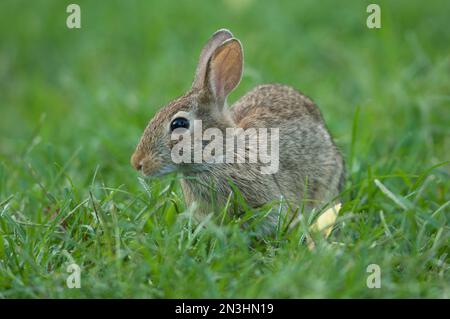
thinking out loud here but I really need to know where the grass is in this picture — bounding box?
[0,0,449,298]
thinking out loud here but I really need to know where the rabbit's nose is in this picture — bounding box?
[131,152,144,171]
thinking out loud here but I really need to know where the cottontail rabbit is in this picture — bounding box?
[131,29,345,224]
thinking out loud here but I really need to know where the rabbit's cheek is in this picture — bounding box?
[141,156,162,176]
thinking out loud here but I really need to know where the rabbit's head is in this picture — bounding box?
[131,29,243,176]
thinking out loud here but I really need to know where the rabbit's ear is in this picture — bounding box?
[206,38,243,105]
[192,29,233,90]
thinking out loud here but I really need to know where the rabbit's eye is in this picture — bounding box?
[170,117,190,131]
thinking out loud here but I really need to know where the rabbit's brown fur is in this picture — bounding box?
[131,29,345,224]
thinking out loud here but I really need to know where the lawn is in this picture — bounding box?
[0,0,449,298]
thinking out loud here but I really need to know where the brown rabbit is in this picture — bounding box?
[131,29,345,225]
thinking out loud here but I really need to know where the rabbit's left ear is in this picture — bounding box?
[192,29,233,90]
[206,38,243,106]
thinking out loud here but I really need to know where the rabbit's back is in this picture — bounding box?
[232,84,323,127]
[231,84,345,205]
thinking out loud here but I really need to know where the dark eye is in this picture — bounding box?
[170,117,190,131]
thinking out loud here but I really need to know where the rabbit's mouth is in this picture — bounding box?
[142,164,177,178]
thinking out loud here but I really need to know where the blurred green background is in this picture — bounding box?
[0,0,449,297]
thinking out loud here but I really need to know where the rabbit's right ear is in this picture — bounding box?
[192,29,233,90]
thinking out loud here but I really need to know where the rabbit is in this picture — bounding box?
[131,29,345,226]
